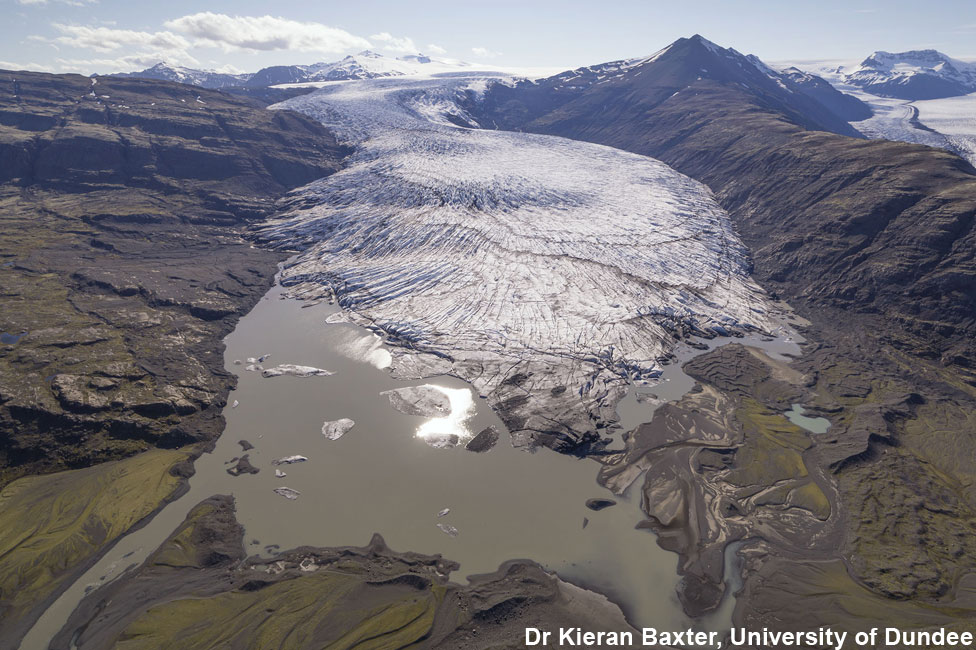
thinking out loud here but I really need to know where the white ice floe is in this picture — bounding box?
[436,523,459,537]
[232,400,239,408]
[273,487,301,500]
[275,469,287,478]
[259,75,774,446]
[422,433,460,449]
[437,508,450,517]
[381,385,452,417]
[261,364,334,378]
[321,418,355,440]
[272,455,308,465]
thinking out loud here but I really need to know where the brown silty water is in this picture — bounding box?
[23,284,805,648]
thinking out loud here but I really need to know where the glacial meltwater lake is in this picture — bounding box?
[24,282,810,648]
[24,285,734,648]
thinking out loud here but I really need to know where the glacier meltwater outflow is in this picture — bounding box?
[258,73,775,447]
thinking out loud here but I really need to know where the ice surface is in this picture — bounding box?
[273,487,301,500]
[321,418,355,440]
[261,364,334,378]
[259,75,774,447]
[436,523,459,537]
[272,455,308,466]
[381,385,452,417]
[913,93,976,166]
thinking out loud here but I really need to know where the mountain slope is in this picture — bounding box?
[846,50,976,100]
[471,35,976,372]
[0,70,347,477]
[474,35,868,138]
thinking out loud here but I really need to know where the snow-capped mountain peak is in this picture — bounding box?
[108,62,249,88]
[844,49,976,99]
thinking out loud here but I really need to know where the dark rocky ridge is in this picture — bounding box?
[471,35,867,140]
[0,70,348,484]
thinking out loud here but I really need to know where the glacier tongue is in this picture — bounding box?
[258,76,774,450]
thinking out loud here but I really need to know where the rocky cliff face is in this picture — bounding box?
[0,71,347,483]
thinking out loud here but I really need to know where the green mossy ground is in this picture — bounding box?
[0,449,187,627]
[115,572,442,650]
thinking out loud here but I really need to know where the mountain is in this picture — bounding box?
[470,34,975,370]
[845,49,976,99]
[113,51,476,90]
[761,62,873,121]
[473,35,868,138]
[244,64,309,87]
[110,62,249,89]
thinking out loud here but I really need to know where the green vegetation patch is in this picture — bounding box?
[0,449,188,623]
[114,570,441,650]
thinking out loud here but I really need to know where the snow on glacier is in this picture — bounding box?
[257,75,775,449]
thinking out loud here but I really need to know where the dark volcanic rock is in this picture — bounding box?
[465,425,499,452]
[585,498,616,511]
[237,440,254,451]
[226,455,259,477]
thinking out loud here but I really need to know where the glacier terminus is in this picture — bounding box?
[256,73,777,451]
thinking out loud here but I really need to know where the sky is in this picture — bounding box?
[2,0,975,76]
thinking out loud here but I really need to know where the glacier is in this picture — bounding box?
[256,75,775,451]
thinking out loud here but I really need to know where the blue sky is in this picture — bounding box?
[3,0,975,75]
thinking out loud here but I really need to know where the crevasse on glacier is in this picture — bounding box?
[256,75,774,450]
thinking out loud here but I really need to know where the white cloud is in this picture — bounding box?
[55,50,200,75]
[427,43,447,55]
[471,46,501,59]
[165,12,371,54]
[369,32,418,54]
[208,61,245,75]
[51,24,191,53]
[0,59,55,72]
[18,0,98,5]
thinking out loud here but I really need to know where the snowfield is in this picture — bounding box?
[912,93,976,167]
[259,76,775,448]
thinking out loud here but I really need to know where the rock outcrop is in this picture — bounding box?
[0,71,347,482]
